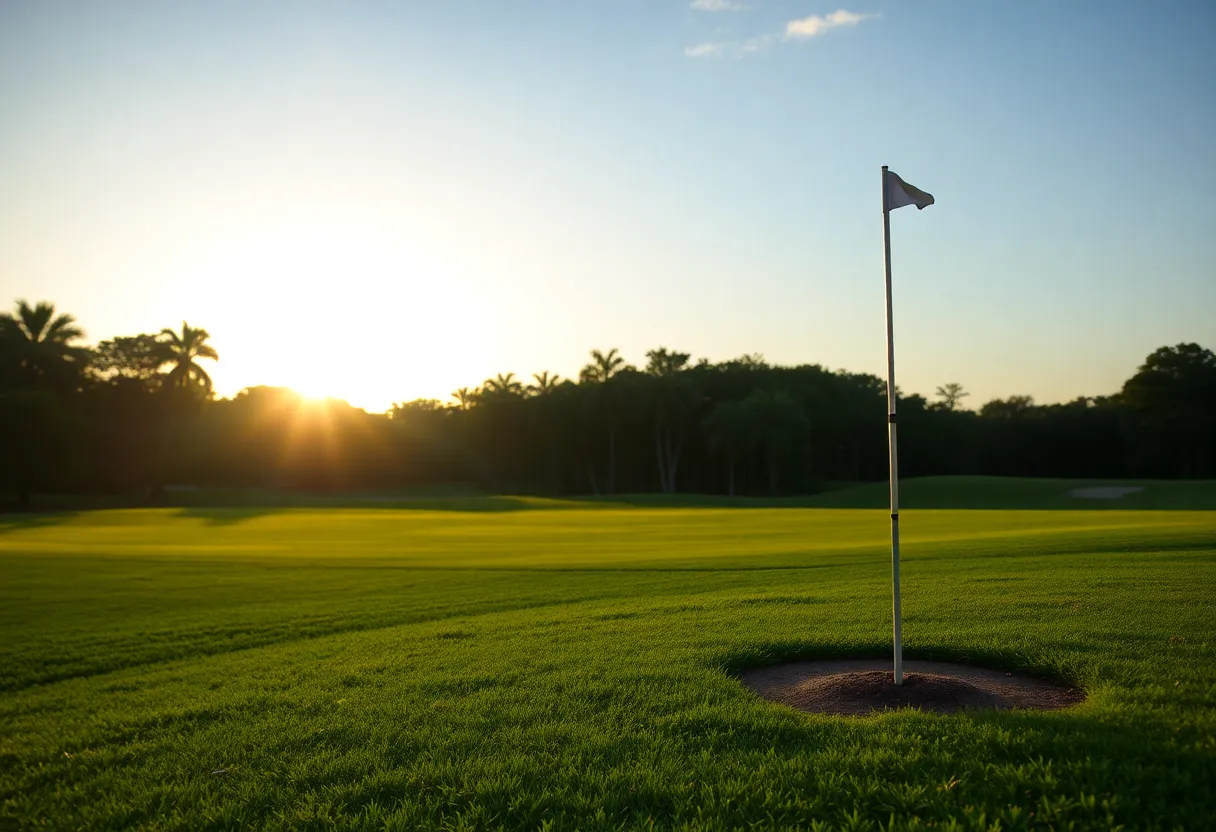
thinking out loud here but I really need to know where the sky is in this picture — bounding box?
[2,1,1213,413]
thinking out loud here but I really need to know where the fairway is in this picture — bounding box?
[2,497,1214,829]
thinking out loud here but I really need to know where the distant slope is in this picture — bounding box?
[9,477,1216,515]
[801,476,1216,510]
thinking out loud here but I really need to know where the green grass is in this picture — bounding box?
[1,484,1214,829]
[802,477,1216,511]
[595,477,1216,511]
[21,475,1216,513]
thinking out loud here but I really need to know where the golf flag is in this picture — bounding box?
[884,170,934,211]
[878,164,934,686]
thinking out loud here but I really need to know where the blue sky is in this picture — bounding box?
[2,1,1213,411]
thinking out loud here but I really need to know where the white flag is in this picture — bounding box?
[885,170,934,211]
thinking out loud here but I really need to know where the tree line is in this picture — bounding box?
[2,298,1214,503]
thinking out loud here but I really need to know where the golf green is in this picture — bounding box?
[1,486,1213,829]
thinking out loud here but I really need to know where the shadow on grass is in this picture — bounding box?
[0,511,80,534]
[716,640,1088,688]
[168,496,591,523]
[172,507,292,526]
[293,561,851,574]
[1,494,598,528]
[7,476,1216,523]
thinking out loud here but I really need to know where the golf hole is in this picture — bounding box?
[741,659,1085,716]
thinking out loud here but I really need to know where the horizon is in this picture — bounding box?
[4,1,1214,412]
[9,297,1195,415]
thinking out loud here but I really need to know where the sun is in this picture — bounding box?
[184,223,502,412]
[279,366,357,407]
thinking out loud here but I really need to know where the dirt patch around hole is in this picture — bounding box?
[741,659,1084,716]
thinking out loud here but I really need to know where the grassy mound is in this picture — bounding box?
[10,475,1216,514]
[804,476,1216,510]
[605,476,1216,510]
[1,505,1213,829]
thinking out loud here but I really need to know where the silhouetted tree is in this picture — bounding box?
[527,371,561,396]
[4,294,1213,502]
[704,399,752,496]
[1122,343,1216,477]
[83,337,174,495]
[483,372,524,396]
[980,395,1035,419]
[0,391,72,503]
[744,390,810,495]
[934,382,969,411]
[158,323,218,394]
[580,348,631,494]
[90,334,165,387]
[0,300,87,393]
[645,347,695,493]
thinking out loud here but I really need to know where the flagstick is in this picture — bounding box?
[881,165,904,686]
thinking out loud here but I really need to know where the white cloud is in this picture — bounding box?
[690,0,749,11]
[684,35,772,58]
[684,41,728,57]
[784,9,877,39]
[685,8,875,59]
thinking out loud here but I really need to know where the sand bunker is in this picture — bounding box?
[1068,486,1144,499]
[741,659,1084,716]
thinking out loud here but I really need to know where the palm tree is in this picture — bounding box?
[579,348,626,384]
[579,348,631,494]
[527,371,561,396]
[483,372,524,396]
[0,300,87,390]
[158,322,218,393]
[473,373,525,490]
[644,348,694,493]
[452,387,477,410]
[525,372,565,491]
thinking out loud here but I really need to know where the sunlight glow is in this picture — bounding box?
[178,223,495,412]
